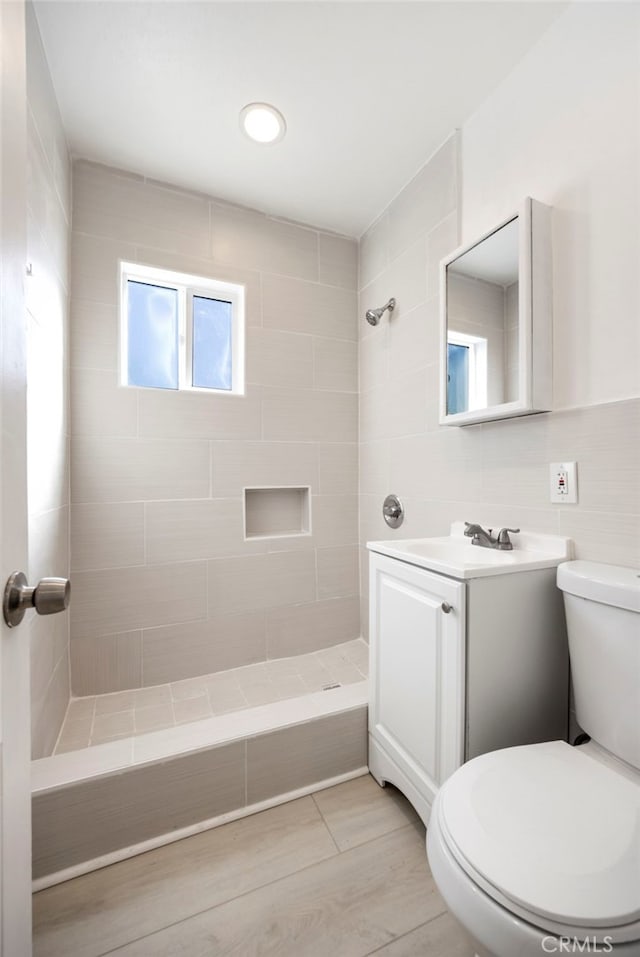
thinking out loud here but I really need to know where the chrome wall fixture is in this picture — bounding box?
[365,297,396,326]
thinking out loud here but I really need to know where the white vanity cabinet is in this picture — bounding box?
[368,535,570,825]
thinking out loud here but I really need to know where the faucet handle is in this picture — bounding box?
[496,527,520,547]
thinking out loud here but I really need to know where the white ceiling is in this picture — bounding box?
[35,1,567,237]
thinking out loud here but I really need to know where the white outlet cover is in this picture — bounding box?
[550,462,578,504]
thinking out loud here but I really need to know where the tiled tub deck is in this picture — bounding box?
[32,640,369,888]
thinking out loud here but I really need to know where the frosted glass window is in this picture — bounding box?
[447,342,469,415]
[127,281,179,390]
[192,296,232,390]
[120,262,244,394]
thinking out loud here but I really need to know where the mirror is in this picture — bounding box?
[439,197,552,426]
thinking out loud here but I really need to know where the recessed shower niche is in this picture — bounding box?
[244,486,311,539]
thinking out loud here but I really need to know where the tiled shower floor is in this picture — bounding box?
[55,639,369,754]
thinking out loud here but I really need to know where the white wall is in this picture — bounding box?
[26,3,72,758]
[462,2,640,409]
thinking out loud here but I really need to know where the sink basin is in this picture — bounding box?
[367,523,573,579]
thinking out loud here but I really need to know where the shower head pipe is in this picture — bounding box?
[365,297,396,326]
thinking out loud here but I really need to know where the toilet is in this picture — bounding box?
[426,560,640,956]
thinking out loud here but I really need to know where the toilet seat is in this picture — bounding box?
[437,741,640,943]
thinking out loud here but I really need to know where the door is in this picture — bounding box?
[0,1,33,953]
[369,553,465,806]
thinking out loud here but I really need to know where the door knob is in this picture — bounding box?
[3,571,70,628]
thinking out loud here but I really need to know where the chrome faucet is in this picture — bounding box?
[464,522,520,551]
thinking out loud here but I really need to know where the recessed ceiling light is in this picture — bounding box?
[240,102,286,145]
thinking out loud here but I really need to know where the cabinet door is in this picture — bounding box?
[369,553,465,798]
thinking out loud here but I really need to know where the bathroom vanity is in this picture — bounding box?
[367,524,571,824]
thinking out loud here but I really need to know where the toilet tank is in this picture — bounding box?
[557,561,640,770]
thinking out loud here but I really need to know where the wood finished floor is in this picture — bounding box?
[32,774,475,957]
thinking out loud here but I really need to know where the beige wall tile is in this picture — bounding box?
[137,387,262,441]
[426,210,459,301]
[317,545,360,600]
[263,388,357,443]
[312,495,359,546]
[318,232,358,290]
[31,654,70,760]
[71,436,210,503]
[262,273,357,340]
[71,232,136,306]
[246,708,367,804]
[266,596,360,658]
[317,443,358,495]
[70,632,142,696]
[387,137,457,261]
[32,742,246,879]
[71,368,137,437]
[211,440,318,498]
[211,201,318,280]
[71,503,144,572]
[145,499,261,564]
[73,161,210,258]
[70,300,118,371]
[359,212,389,289]
[208,550,316,616]
[247,328,313,390]
[558,509,640,567]
[313,337,358,392]
[71,562,207,639]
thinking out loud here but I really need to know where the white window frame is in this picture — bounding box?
[119,261,245,395]
[447,330,487,412]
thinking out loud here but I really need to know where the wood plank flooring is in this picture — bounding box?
[33,774,475,957]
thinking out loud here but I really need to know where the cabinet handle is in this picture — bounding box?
[441,602,452,614]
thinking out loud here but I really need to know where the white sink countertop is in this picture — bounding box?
[367,522,573,579]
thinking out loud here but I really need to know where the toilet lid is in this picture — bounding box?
[439,741,640,929]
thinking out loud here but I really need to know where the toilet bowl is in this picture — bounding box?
[426,560,640,956]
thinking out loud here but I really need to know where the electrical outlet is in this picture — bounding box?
[550,462,578,504]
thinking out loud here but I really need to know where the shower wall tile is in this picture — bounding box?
[319,232,358,290]
[70,161,359,693]
[137,386,263,441]
[142,612,266,686]
[262,274,357,340]
[207,551,316,617]
[262,388,357,443]
[210,440,318,498]
[70,300,118,371]
[71,503,145,572]
[317,443,358,495]
[313,337,358,393]
[71,562,207,639]
[144,498,263,564]
[266,596,360,659]
[246,328,314,390]
[71,436,210,503]
[70,632,143,696]
[316,545,360,601]
[387,136,457,262]
[210,201,319,280]
[312,495,359,546]
[70,368,137,437]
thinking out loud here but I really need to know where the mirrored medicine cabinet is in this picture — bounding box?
[439,197,552,427]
